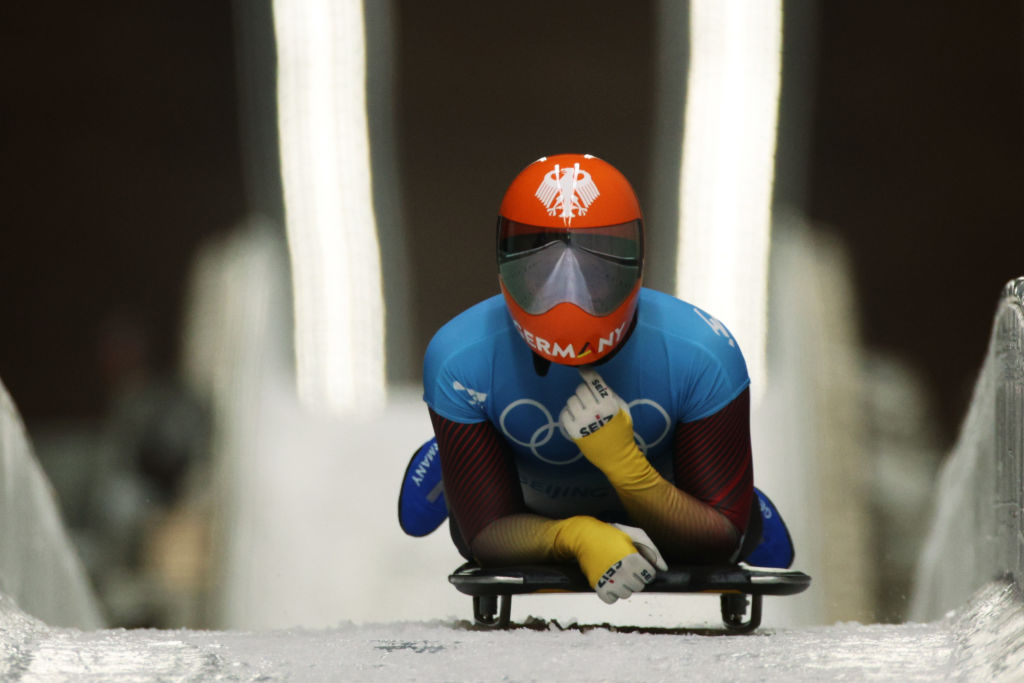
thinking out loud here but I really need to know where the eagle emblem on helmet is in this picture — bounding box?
[534,162,600,225]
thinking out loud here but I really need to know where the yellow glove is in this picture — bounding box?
[546,516,667,604]
[558,367,662,491]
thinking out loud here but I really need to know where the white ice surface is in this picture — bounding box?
[3,582,1023,682]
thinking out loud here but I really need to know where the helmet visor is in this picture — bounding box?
[498,219,642,317]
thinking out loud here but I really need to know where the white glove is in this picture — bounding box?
[559,367,629,440]
[594,524,669,605]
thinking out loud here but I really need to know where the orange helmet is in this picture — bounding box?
[497,154,644,366]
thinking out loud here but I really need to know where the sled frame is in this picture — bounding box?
[450,563,809,633]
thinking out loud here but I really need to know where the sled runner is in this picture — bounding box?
[449,562,811,633]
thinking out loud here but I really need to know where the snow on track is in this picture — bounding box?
[3,583,1021,682]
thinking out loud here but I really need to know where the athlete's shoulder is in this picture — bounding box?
[635,288,749,419]
[426,294,512,359]
[423,294,514,423]
[638,288,744,355]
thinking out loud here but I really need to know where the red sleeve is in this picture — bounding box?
[429,408,525,545]
[672,388,754,532]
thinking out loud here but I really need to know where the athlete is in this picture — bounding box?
[401,153,790,604]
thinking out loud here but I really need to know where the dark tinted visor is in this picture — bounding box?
[498,219,642,264]
[497,218,642,316]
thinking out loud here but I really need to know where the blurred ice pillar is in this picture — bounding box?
[273,0,387,414]
[363,0,413,386]
[655,0,783,400]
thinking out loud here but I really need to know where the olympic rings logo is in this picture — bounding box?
[498,397,672,465]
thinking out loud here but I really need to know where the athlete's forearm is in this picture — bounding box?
[573,411,739,562]
[472,513,665,603]
[470,513,644,581]
[613,475,739,562]
[469,513,565,566]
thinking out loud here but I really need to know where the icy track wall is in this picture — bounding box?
[911,277,1024,621]
[0,377,104,629]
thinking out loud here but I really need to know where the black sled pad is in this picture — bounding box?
[449,563,811,633]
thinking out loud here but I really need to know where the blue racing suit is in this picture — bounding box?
[423,288,754,562]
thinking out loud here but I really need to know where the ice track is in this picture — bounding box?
[2,582,1022,682]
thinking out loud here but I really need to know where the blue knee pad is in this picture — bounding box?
[398,437,449,537]
[745,488,795,568]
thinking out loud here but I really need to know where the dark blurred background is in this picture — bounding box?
[1,0,1021,449]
